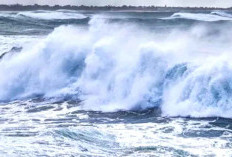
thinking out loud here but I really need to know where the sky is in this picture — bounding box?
[0,0,232,8]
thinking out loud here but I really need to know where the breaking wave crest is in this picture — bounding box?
[164,11,232,21]
[0,10,87,20]
[17,10,87,20]
[1,17,232,118]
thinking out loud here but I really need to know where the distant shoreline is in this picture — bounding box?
[0,4,231,11]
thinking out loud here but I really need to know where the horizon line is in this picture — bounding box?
[0,4,231,10]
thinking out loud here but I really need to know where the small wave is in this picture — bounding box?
[0,12,16,19]
[210,11,232,18]
[162,12,232,22]
[17,11,87,20]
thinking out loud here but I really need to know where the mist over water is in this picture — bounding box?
[1,10,232,156]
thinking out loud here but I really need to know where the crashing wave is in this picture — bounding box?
[1,16,232,117]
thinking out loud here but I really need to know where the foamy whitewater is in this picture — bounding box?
[0,9,232,156]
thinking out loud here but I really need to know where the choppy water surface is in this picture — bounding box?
[0,9,232,156]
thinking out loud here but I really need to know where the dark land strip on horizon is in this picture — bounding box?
[0,4,231,11]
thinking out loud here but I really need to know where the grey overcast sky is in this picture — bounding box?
[0,0,232,8]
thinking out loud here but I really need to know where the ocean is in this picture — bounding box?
[0,9,232,156]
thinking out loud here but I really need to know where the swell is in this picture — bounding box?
[1,10,231,36]
[1,16,232,118]
[0,11,90,35]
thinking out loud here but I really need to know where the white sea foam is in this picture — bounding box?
[1,16,232,117]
